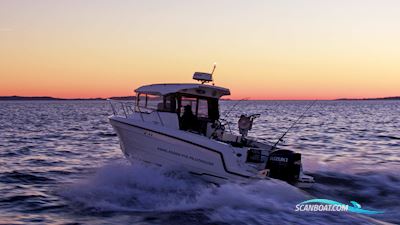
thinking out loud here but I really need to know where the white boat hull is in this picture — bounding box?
[109,116,255,183]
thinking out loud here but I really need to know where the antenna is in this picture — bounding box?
[211,63,216,85]
[211,63,216,75]
[271,100,317,150]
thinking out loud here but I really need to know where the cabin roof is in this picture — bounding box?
[135,83,230,98]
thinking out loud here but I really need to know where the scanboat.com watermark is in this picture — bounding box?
[295,199,384,215]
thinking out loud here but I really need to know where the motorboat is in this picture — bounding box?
[108,70,314,187]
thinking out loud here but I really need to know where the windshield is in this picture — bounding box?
[136,93,177,112]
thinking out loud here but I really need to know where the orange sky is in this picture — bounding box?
[1,0,399,100]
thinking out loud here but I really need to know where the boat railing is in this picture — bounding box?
[107,99,165,126]
[134,104,165,126]
[108,99,135,118]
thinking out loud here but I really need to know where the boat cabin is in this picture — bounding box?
[134,83,230,135]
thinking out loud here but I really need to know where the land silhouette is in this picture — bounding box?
[0,96,399,101]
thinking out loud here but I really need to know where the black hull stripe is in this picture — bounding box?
[111,119,250,178]
[189,171,229,180]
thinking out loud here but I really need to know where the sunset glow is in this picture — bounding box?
[1,0,399,100]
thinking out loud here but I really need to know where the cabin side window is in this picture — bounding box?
[146,94,163,109]
[160,95,177,112]
[178,95,219,120]
[180,97,197,117]
[136,93,177,113]
[136,93,147,108]
[177,95,220,134]
[197,99,208,118]
[136,93,162,111]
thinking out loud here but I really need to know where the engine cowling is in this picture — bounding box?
[265,149,301,182]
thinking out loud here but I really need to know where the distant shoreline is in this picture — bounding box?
[0,96,399,101]
[335,96,400,101]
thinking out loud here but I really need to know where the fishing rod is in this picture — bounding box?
[271,100,317,150]
[216,97,249,133]
[221,97,249,121]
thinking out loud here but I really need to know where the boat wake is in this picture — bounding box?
[306,170,400,224]
[58,162,399,224]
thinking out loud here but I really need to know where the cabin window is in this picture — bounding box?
[147,94,163,110]
[197,99,208,118]
[161,95,177,112]
[136,94,147,108]
[178,95,220,134]
[136,93,177,113]
[136,94,162,110]
[178,95,219,120]
[180,97,197,117]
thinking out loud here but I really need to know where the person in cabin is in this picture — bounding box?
[181,105,197,131]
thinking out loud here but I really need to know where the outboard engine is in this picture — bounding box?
[265,149,301,182]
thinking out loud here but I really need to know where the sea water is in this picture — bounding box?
[0,100,399,225]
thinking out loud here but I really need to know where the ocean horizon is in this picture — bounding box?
[0,100,399,224]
